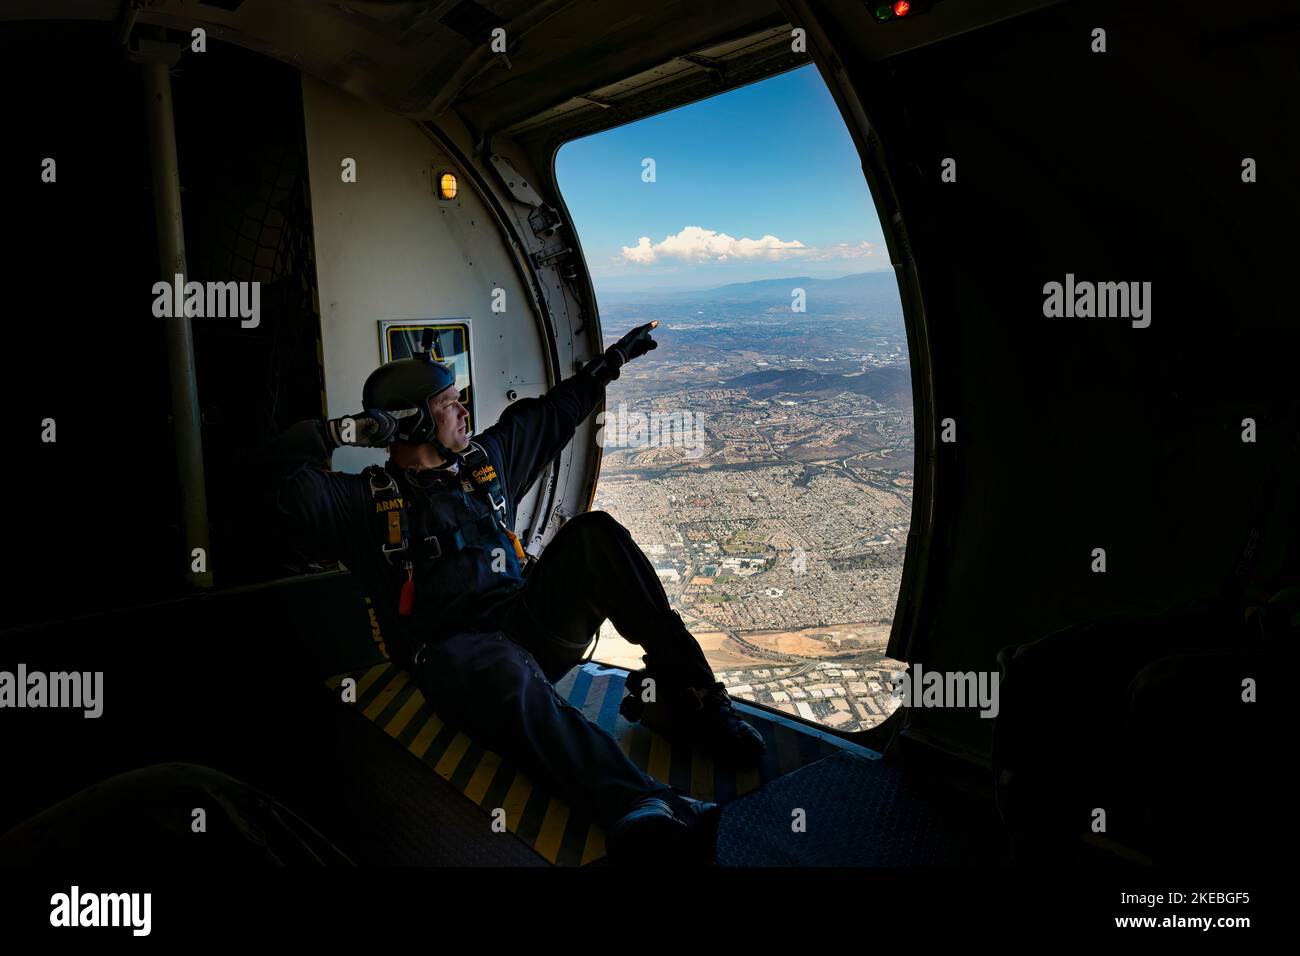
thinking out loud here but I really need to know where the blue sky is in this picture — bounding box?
[555,63,889,295]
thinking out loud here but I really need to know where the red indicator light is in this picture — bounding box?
[894,1,911,14]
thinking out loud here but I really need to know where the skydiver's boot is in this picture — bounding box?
[620,666,767,767]
[605,789,720,866]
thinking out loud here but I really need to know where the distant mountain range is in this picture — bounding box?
[600,271,902,314]
[723,365,912,406]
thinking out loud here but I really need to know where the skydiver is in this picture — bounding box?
[261,321,764,864]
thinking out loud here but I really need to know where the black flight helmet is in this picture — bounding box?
[362,329,459,461]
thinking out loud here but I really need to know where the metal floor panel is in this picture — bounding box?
[716,750,1008,866]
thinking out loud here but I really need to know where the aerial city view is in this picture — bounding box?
[589,271,912,732]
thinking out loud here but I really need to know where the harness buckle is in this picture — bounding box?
[368,468,398,495]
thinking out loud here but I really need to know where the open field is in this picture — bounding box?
[741,623,892,657]
[591,621,894,672]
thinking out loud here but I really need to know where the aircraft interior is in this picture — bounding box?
[0,0,1289,930]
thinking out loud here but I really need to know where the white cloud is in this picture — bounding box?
[804,240,877,261]
[620,226,876,264]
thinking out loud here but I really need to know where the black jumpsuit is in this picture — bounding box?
[262,369,716,827]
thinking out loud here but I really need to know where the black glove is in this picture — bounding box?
[588,321,659,382]
[607,321,659,368]
[326,409,399,448]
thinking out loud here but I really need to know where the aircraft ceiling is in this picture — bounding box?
[9,0,1060,151]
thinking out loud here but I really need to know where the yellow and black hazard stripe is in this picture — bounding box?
[325,662,856,865]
